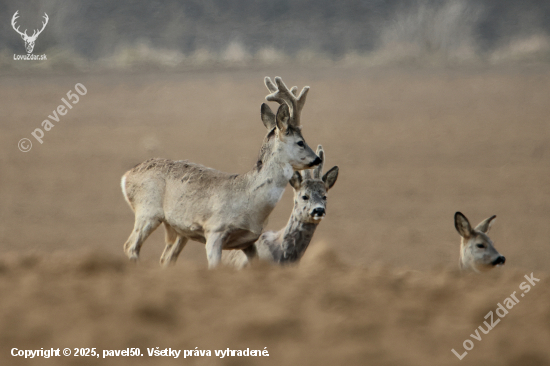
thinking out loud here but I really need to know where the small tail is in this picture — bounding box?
[121,174,134,211]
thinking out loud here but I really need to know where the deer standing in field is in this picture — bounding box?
[454,212,505,273]
[121,77,321,268]
[11,11,49,54]
[223,145,339,268]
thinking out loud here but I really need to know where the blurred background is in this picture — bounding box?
[1,0,550,70]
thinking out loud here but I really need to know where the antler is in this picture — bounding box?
[12,11,48,40]
[11,11,28,38]
[30,13,49,39]
[264,76,309,126]
[312,145,324,179]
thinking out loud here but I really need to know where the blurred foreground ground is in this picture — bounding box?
[0,250,548,366]
[1,66,550,364]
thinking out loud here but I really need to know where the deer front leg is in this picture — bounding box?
[205,232,227,269]
[160,223,188,267]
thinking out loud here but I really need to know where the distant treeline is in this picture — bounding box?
[1,0,549,63]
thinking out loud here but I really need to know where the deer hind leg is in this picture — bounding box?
[160,223,188,267]
[123,215,161,261]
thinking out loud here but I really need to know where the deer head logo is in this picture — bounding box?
[11,11,49,54]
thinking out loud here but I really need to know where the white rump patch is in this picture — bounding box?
[121,175,132,208]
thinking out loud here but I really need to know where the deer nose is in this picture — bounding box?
[311,207,325,218]
[309,156,322,167]
[492,256,506,266]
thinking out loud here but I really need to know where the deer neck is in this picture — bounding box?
[243,133,294,218]
[249,153,294,189]
[278,210,318,263]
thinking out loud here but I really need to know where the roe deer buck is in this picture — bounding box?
[223,145,338,268]
[121,77,321,268]
[454,212,505,273]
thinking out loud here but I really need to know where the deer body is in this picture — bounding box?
[224,204,319,269]
[454,212,506,273]
[224,145,339,268]
[121,77,321,268]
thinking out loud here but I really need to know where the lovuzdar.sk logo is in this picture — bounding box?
[12,10,48,60]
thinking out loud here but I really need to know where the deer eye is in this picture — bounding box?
[302,195,309,200]
[297,141,305,147]
[322,196,327,200]
[476,243,485,249]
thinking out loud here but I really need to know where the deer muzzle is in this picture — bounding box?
[492,256,506,266]
[309,156,322,167]
[310,207,326,220]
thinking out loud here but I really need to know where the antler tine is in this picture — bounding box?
[11,10,19,25]
[265,77,294,106]
[313,145,324,179]
[33,13,49,38]
[11,10,19,23]
[296,86,309,113]
[264,76,310,126]
[302,168,312,180]
[264,77,278,93]
[11,10,27,37]
[264,77,291,108]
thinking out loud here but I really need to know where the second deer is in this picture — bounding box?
[224,145,339,268]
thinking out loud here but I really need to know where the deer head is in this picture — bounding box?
[12,11,49,54]
[261,77,320,171]
[289,145,339,223]
[454,212,506,273]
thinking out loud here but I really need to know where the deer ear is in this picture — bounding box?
[289,171,302,190]
[322,166,339,190]
[275,104,290,132]
[454,212,473,239]
[260,103,276,130]
[475,215,496,234]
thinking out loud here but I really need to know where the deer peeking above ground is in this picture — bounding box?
[223,145,338,268]
[454,212,505,273]
[11,11,49,54]
[121,77,321,268]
